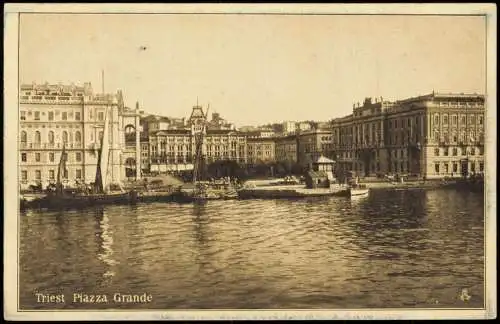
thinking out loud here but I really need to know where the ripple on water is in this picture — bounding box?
[19,189,485,309]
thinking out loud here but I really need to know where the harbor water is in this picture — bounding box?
[19,188,485,309]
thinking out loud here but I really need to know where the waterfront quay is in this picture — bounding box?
[19,83,485,193]
[19,188,484,309]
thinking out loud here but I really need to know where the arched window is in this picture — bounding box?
[62,131,68,143]
[21,131,27,143]
[75,131,81,142]
[35,131,41,143]
[124,125,135,144]
[48,131,54,144]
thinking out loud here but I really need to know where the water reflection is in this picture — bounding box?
[94,208,117,278]
[19,189,485,309]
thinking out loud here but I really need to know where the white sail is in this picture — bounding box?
[100,106,111,192]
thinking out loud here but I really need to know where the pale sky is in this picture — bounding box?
[20,14,486,126]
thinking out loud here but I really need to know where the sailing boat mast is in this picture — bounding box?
[56,143,67,195]
[192,104,210,184]
[95,105,111,193]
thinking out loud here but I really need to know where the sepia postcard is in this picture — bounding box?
[3,3,497,321]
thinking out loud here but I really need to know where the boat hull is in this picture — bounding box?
[25,192,137,210]
[237,186,348,199]
[349,189,370,197]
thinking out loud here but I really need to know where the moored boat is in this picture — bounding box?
[28,104,137,210]
[349,185,370,197]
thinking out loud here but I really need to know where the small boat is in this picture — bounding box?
[348,184,369,197]
[20,192,47,210]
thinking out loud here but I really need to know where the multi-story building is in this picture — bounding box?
[146,105,247,174]
[246,137,275,164]
[275,134,298,164]
[297,129,334,168]
[18,82,141,190]
[282,121,297,135]
[401,92,485,179]
[330,92,485,179]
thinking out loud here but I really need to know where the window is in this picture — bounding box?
[21,170,27,180]
[470,148,475,155]
[62,112,67,120]
[21,131,27,143]
[35,131,41,143]
[435,163,440,174]
[98,131,103,141]
[452,115,457,125]
[76,169,82,179]
[434,115,440,124]
[76,152,82,162]
[461,116,466,124]
[453,163,458,173]
[98,112,104,121]
[48,111,54,121]
[75,131,81,142]
[471,162,476,172]
[21,153,27,162]
[49,170,55,180]
[479,116,483,125]
[479,147,484,155]
[444,148,449,156]
[49,152,54,162]
[48,131,54,144]
[34,111,40,120]
[62,131,68,143]
[443,115,448,125]
[75,112,81,121]
[470,115,476,124]
[444,163,449,173]
[20,111,26,120]
[453,135,458,143]
[452,148,457,156]
[479,162,484,172]
[35,153,41,162]
[35,170,41,180]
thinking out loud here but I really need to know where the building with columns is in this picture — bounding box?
[19,82,141,190]
[330,92,485,179]
[147,105,247,174]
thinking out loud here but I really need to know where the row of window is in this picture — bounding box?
[20,110,83,121]
[20,130,82,143]
[434,147,483,157]
[433,114,484,126]
[20,152,82,163]
[434,101,482,107]
[434,162,484,174]
[21,169,82,181]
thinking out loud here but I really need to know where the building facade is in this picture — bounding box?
[146,106,248,174]
[275,134,298,164]
[19,82,141,190]
[330,92,485,179]
[297,129,334,168]
[246,137,275,164]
